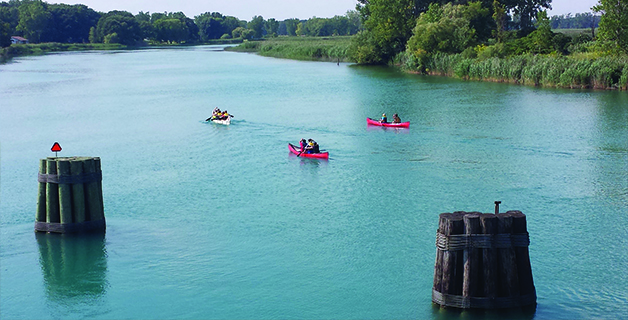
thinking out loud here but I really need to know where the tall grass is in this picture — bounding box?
[414,52,628,90]
[226,37,353,62]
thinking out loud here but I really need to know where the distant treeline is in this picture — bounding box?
[550,12,600,30]
[0,0,362,47]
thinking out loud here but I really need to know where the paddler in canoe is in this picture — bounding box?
[206,108,221,121]
[380,113,388,123]
[392,113,401,123]
[206,109,233,122]
[303,139,320,154]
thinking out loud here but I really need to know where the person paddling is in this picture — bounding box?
[206,108,221,121]
[304,139,320,154]
[392,113,401,123]
[299,138,307,153]
[380,113,388,123]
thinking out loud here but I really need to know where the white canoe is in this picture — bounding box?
[210,117,231,125]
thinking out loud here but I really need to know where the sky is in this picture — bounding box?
[57,0,601,21]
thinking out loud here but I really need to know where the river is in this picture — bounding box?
[1,45,626,319]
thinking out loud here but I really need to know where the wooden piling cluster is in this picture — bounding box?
[35,157,105,233]
[432,211,535,309]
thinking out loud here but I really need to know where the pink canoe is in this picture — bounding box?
[367,117,410,128]
[288,143,329,159]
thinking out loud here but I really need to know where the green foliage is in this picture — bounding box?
[153,18,187,43]
[94,11,142,45]
[351,0,417,64]
[406,2,486,59]
[41,4,100,43]
[527,11,553,54]
[196,12,242,42]
[17,0,51,43]
[593,0,628,54]
[550,12,600,29]
[284,18,299,36]
[412,52,628,89]
[1,22,10,47]
[248,15,264,39]
[266,18,278,37]
[492,0,507,43]
[227,36,352,62]
[506,0,552,33]
[103,32,118,44]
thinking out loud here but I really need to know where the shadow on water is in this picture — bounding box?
[36,232,108,302]
[431,303,537,320]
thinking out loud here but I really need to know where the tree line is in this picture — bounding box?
[349,0,627,66]
[0,0,362,47]
[550,12,600,30]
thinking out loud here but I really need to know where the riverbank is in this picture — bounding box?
[225,36,352,62]
[396,52,628,91]
[0,39,243,63]
[0,43,126,63]
[0,42,128,63]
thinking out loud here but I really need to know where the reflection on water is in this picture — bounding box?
[36,232,108,302]
[431,303,537,320]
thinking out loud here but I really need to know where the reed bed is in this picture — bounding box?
[419,53,628,90]
[226,37,353,62]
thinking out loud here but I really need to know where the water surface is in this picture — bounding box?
[1,46,627,319]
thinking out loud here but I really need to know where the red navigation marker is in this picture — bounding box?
[51,142,62,157]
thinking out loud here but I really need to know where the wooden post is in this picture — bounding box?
[433,213,448,294]
[57,159,73,224]
[83,158,101,222]
[509,210,535,300]
[93,157,105,219]
[36,159,47,222]
[46,158,60,223]
[462,213,481,300]
[35,156,105,233]
[480,213,498,301]
[497,213,519,298]
[442,212,465,296]
[70,159,86,223]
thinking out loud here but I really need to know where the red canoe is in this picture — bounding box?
[367,117,410,128]
[288,143,329,159]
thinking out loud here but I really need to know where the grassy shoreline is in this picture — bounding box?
[0,39,243,63]
[4,38,626,91]
[1,43,127,63]
[226,36,352,62]
[397,52,628,90]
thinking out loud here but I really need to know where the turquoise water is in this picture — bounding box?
[1,46,627,319]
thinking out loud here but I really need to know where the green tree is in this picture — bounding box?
[492,0,507,42]
[248,15,264,38]
[41,4,100,43]
[295,22,304,36]
[345,10,362,35]
[502,0,551,34]
[266,18,278,37]
[1,22,11,47]
[16,0,51,43]
[406,3,480,56]
[351,0,418,64]
[94,11,142,45]
[593,0,628,53]
[528,10,553,53]
[284,18,299,36]
[135,11,154,40]
[196,12,224,41]
[222,16,243,36]
[0,3,20,35]
[153,18,188,43]
[232,26,245,38]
